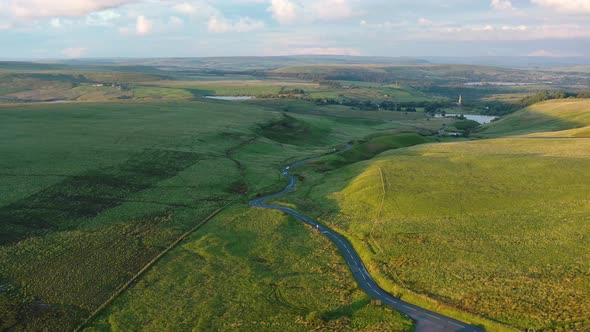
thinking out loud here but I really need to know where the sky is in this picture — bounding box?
[0,0,590,59]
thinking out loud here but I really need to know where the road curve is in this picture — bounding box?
[249,144,485,332]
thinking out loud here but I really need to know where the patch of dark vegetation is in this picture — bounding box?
[224,136,256,196]
[183,88,215,99]
[0,209,179,331]
[13,302,87,332]
[258,114,329,146]
[479,101,521,116]
[309,133,430,172]
[450,119,481,137]
[0,149,200,244]
[520,90,590,106]
[228,180,249,195]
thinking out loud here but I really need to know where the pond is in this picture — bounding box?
[437,113,498,124]
[204,96,255,101]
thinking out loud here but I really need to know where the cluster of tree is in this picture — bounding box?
[311,98,449,113]
[451,119,481,137]
[480,101,521,116]
[481,91,590,116]
[424,102,450,114]
[400,100,454,108]
[519,91,590,106]
[279,87,305,95]
[318,80,344,88]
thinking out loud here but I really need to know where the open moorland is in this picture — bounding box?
[1,57,589,331]
[279,99,590,331]
[0,88,446,330]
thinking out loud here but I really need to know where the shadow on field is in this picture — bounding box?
[307,133,430,172]
[258,114,331,146]
[0,149,201,244]
[323,298,371,320]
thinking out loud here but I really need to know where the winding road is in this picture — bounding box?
[249,145,485,332]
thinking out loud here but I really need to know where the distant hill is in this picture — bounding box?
[269,63,549,85]
[424,56,590,69]
[54,56,430,71]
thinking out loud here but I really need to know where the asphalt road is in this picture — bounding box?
[249,145,485,332]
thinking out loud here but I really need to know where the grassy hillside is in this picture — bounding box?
[88,206,413,331]
[478,99,590,137]
[309,133,431,172]
[280,100,590,331]
[0,72,179,103]
[0,100,441,330]
[0,100,278,330]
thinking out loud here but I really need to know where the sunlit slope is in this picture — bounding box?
[281,100,590,330]
[478,99,590,137]
[89,207,413,331]
[316,137,590,329]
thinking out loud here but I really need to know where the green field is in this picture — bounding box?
[88,206,413,331]
[2,60,589,332]
[0,100,277,330]
[0,98,446,330]
[279,100,590,331]
[478,99,590,137]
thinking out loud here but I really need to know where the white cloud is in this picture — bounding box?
[471,24,527,31]
[360,20,408,30]
[169,16,184,26]
[529,49,582,57]
[308,0,353,20]
[5,0,135,18]
[50,18,62,28]
[173,2,196,14]
[0,22,15,30]
[62,47,88,58]
[501,25,527,31]
[171,1,219,18]
[530,0,590,12]
[136,15,153,35]
[267,0,357,24]
[491,0,513,10]
[417,18,432,25]
[85,10,121,26]
[268,0,299,24]
[360,18,590,41]
[208,16,265,33]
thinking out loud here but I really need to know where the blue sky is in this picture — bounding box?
[0,0,589,59]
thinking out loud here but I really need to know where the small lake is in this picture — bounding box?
[204,96,255,101]
[436,113,498,124]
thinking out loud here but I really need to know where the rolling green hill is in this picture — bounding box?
[282,99,590,331]
[478,99,590,137]
[0,99,443,331]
